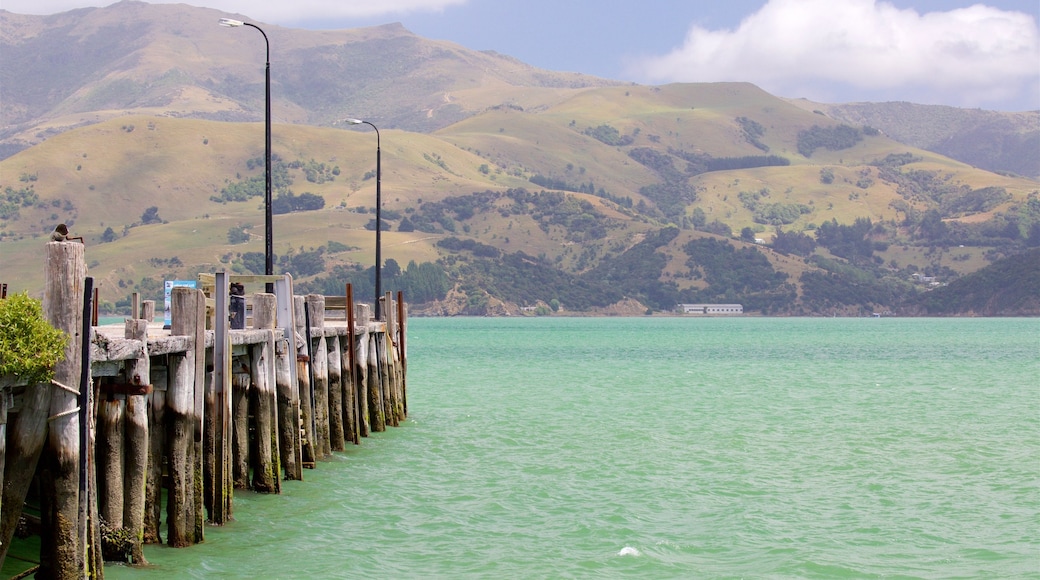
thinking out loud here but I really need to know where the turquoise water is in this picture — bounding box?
[108,317,1039,579]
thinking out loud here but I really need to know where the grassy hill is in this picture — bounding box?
[3,84,1038,315]
[2,3,1038,315]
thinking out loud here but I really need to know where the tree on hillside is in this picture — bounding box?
[141,206,161,224]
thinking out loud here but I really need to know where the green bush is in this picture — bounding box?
[0,292,68,385]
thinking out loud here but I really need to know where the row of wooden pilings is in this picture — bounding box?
[0,241,408,578]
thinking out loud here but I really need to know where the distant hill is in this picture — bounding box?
[910,248,1040,316]
[1,2,1038,316]
[788,100,1040,180]
[0,1,619,157]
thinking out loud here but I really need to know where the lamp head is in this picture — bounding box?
[344,118,363,125]
[219,18,244,27]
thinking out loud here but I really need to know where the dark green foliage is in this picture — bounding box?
[871,152,921,168]
[582,227,680,310]
[327,240,355,253]
[740,227,756,242]
[141,206,161,224]
[1,185,38,219]
[800,269,906,311]
[939,186,1010,216]
[629,148,685,182]
[739,188,811,225]
[683,237,788,295]
[297,260,451,305]
[584,124,634,146]
[364,219,391,232]
[0,291,68,385]
[241,252,266,275]
[705,155,789,172]
[212,156,292,203]
[815,218,875,260]
[287,159,338,184]
[100,226,118,243]
[699,219,732,237]
[437,236,501,258]
[227,225,250,244]
[681,237,795,313]
[736,116,769,151]
[464,252,622,310]
[638,182,698,222]
[272,191,325,214]
[771,228,817,257]
[286,248,325,277]
[797,124,863,157]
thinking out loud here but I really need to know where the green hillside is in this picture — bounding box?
[2,82,1038,315]
[1,4,1037,316]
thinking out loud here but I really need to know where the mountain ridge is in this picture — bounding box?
[1,2,1038,316]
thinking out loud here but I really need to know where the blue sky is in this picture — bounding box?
[6,0,1039,111]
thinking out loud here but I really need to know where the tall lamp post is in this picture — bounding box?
[342,118,382,319]
[219,18,273,282]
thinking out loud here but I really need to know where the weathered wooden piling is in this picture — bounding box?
[344,285,360,445]
[250,293,280,493]
[123,317,150,564]
[294,296,316,467]
[144,368,166,544]
[167,286,204,547]
[231,370,251,489]
[274,335,301,480]
[327,335,345,452]
[367,332,385,432]
[38,240,87,578]
[355,304,372,438]
[306,295,331,459]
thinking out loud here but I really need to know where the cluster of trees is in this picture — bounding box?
[583,124,635,146]
[437,236,501,258]
[682,237,795,313]
[0,185,37,220]
[738,189,811,225]
[796,124,864,157]
[736,116,769,152]
[212,156,292,203]
[583,227,680,311]
[814,217,878,261]
[287,159,339,184]
[296,259,451,305]
[272,191,325,215]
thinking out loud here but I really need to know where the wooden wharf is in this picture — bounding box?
[0,241,408,577]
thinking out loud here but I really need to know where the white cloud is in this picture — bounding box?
[1,0,468,21]
[628,0,1040,108]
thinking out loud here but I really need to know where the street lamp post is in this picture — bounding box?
[342,118,382,320]
[219,18,273,282]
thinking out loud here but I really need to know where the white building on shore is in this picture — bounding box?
[678,304,744,315]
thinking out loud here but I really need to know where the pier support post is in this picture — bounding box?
[37,241,87,577]
[305,295,330,459]
[251,293,280,493]
[274,336,301,480]
[294,297,316,467]
[368,332,385,432]
[344,285,359,445]
[327,335,345,452]
[354,304,371,438]
[167,286,204,547]
[231,370,250,489]
[144,368,166,543]
[123,317,150,565]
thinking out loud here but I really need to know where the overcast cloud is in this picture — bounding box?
[628,0,1040,107]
